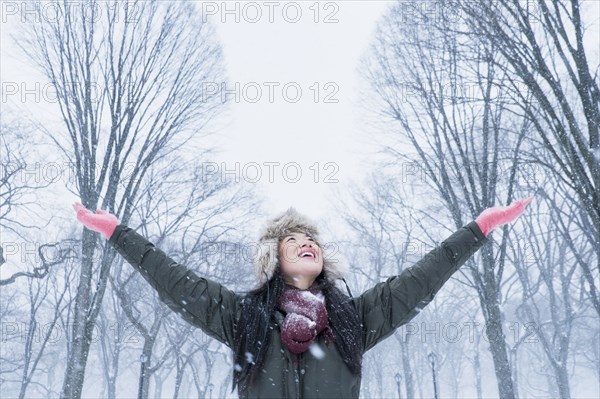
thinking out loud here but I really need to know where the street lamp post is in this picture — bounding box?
[395,372,402,399]
[428,352,439,399]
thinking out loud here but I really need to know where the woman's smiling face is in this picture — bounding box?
[278,232,323,288]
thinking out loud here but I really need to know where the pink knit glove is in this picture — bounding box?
[475,195,535,237]
[72,202,119,239]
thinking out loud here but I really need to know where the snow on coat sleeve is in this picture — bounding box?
[108,224,240,349]
[354,221,488,352]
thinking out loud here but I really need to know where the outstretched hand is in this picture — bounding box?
[475,195,535,237]
[72,202,119,239]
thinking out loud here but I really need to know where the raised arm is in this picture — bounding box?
[72,202,241,348]
[354,195,534,352]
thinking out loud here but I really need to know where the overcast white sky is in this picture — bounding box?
[204,1,393,221]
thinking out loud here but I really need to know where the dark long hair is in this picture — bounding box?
[231,267,364,393]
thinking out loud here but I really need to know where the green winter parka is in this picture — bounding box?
[108,221,488,398]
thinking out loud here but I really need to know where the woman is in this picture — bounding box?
[72,195,533,398]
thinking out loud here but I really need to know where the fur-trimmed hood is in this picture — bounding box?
[254,207,346,284]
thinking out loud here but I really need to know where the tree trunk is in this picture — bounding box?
[474,336,482,399]
[173,358,185,399]
[478,246,516,398]
[400,334,414,399]
[61,230,96,399]
[137,343,153,399]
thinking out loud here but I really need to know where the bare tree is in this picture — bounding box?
[0,242,73,286]
[104,158,255,398]
[337,173,418,398]
[0,231,77,398]
[169,333,224,399]
[0,115,44,239]
[502,168,595,398]
[337,171,469,397]
[456,0,600,315]
[0,112,62,283]
[15,257,74,399]
[96,277,131,399]
[17,0,228,396]
[359,4,538,395]
[339,170,503,398]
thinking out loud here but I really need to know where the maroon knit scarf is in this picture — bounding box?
[277,282,335,354]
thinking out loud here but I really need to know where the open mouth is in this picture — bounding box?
[299,250,316,259]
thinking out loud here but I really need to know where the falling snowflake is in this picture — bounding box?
[309,343,325,360]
